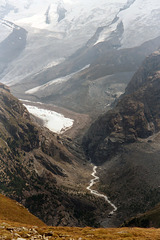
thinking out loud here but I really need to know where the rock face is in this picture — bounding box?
[83,50,160,164]
[125,50,160,94]
[82,49,160,226]
[0,85,102,227]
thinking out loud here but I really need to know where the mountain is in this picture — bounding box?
[83,50,160,162]
[1,0,160,229]
[0,0,126,85]
[0,83,111,227]
[82,49,160,226]
[0,0,160,117]
[13,36,160,116]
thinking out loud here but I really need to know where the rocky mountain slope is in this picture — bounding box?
[82,49,160,225]
[0,83,110,227]
[12,36,160,117]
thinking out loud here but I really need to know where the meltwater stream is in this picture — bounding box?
[87,165,117,215]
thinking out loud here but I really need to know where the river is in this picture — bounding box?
[87,165,117,215]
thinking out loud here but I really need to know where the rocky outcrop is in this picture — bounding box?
[125,50,160,95]
[0,83,10,92]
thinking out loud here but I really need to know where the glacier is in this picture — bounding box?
[0,0,160,92]
[24,103,74,134]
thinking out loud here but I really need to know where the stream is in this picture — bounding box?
[87,165,117,215]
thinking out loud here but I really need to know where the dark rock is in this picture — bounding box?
[83,50,160,164]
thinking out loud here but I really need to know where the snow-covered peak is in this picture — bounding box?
[1,0,160,46]
[0,0,127,32]
[1,0,160,88]
[119,0,160,47]
[1,0,64,26]
[94,0,160,48]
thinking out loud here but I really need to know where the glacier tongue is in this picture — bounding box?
[24,104,74,134]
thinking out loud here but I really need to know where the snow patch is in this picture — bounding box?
[43,58,65,70]
[24,104,74,134]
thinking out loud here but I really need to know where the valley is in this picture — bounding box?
[0,83,115,228]
[87,166,117,217]
[0,0,160,235]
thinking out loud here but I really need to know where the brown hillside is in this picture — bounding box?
[0,194,45,226]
